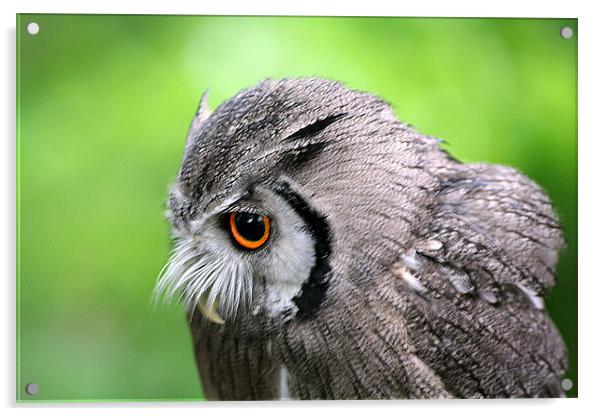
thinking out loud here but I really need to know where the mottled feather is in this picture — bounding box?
[158,78,567,400]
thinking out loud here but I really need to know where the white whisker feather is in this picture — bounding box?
[154,236,255,321]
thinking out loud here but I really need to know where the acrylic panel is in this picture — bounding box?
[16,14,577,401]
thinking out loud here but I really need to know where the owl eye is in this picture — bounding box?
[229,212,271,250]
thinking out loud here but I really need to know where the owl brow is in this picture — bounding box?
[282,113,347,142]
[271,181,332,318]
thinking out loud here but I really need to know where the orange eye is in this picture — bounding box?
[229,212,270,250]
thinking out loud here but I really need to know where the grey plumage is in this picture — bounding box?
[155,78,567,399]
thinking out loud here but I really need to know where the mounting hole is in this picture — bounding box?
[561,378,573,392]
[25,383,39,396]
[27,22,40,35]
[560,26,573,39]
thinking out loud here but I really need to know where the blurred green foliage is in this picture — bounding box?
[17,15,577,401]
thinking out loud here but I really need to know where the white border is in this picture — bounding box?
[2,0,600,415]
[2,0,585,17]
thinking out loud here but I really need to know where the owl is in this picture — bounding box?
[155,78,568,400]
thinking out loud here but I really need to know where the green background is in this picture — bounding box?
[16,15,577,401]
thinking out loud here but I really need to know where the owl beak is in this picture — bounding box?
[197,295,225,325]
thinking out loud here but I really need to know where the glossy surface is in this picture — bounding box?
[16,15,577,401]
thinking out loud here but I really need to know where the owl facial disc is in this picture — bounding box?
[155,182,328,323]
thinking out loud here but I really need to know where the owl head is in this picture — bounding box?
[155,78,439,324]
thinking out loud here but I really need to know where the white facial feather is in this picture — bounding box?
[259,189,315,317]
[154,186,316,321]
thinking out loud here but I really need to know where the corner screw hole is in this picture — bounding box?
[27,22,40,35]
[560,26,573,39]
[25,383,39,396]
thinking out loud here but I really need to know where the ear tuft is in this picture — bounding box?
[195,89,211,124]
[185,89,212,150]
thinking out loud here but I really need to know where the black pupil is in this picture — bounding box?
[234,213,266,242]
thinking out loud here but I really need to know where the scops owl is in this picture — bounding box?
[155,78,568,400]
